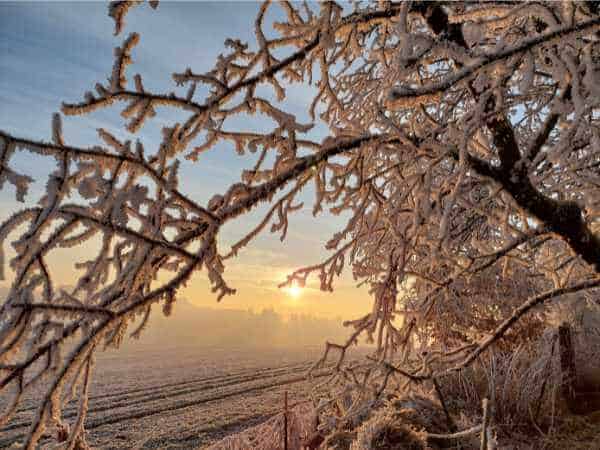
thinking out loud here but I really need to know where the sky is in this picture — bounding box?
[0,1,372,320]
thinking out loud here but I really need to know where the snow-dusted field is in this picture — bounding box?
[0,345,336,449]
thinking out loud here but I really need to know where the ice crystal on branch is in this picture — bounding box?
[2,1,600,447]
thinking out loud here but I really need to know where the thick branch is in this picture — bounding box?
[416,6,600,272]
[485,112,600,271]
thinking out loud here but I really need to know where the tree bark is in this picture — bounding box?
[412,2,600,272]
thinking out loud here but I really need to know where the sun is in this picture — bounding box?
[285,282,302,299]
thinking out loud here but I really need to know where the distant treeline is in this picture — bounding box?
[122,300,350,349]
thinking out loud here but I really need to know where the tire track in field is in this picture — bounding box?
[2,362,313,433]
[13,360,308,414]
[0,368,330,448]
[89,360,309,402]
[89,362,312,409]
[86,369,329,429]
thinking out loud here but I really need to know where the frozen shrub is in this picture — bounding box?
[208,402,315,450]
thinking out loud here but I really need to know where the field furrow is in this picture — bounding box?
[0,347,335,449]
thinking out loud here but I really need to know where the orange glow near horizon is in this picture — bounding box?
[0,214,374,320]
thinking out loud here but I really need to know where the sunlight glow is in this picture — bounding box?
[286,283,302,299]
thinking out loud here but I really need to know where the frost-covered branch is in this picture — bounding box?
[2,1,600,447]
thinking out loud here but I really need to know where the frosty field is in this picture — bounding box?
[0,345,337,449]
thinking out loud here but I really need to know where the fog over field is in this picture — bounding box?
[121,298,350,350]
[0,299,362,449]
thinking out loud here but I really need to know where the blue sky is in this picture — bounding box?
[0,1,370,318]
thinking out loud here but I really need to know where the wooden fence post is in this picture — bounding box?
[558,322,577,412]
[480,398,489,450]
[284,391,288,450]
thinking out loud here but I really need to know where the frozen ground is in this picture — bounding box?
[0,345,349,449]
